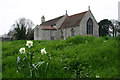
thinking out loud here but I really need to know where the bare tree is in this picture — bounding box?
[110,20,120,37]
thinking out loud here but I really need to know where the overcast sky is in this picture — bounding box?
[0,0,119,35]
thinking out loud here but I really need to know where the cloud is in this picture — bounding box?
[0,0,119,35]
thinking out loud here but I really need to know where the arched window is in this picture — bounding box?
[71,28,74,37]
[87,18,93,34]
[60,30,64,39]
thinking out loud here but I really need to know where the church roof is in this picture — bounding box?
[40,11,88,30]
[40,16,63,26]
[60,11,88,29]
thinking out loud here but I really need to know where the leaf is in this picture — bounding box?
[37,61,45,68]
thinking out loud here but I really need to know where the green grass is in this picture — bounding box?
[0,41,2,79]
[2,35,120,78]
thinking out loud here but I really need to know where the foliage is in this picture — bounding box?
[9,17,34,40]
[98,19,112,36]
[2,35,119,78]
[26,28,34,40]
[110,20,120,37]
[14,23,26,40]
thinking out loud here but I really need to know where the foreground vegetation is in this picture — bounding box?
[2,35,120,78]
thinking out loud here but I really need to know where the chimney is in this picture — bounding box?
[41,15,45,23]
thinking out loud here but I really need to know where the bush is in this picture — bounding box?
[66,35,86,45]
[66,35,95,45]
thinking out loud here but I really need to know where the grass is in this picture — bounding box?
[2,35,120,78]
[0,41,2,79]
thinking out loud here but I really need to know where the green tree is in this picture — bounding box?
[11,17,34,40]
[98,19,112,36]
[26,28,34,40]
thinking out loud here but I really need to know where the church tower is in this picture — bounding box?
[41,15,45,23]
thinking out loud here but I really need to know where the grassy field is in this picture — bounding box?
[2,35,120,78]
[0,41,2,79]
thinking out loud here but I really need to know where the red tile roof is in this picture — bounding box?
[41,26,56,30]
[60,11,88,29]
[40,11,88,30]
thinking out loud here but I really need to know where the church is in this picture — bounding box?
[34,7,99,40]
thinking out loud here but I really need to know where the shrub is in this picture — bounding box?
[66,35,86,45]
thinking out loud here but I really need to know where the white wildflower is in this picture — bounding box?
[41,48,47,55]
[96,75,100,78]
[26,41,33,48]
[16,70,18,73]
[50,57,52,60]
[32,64,35,66]
[104,41,106,43]
[19,48,25,54]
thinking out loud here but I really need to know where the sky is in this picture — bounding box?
[0,0,120,36]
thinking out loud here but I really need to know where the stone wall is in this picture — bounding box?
[34,25,43,40]
[60,26,80,39]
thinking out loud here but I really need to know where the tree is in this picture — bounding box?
[26,28,34,40]
[116,22,120,33]
[110,20,120,37]
[98,19,112,36]
[10,17,34,40]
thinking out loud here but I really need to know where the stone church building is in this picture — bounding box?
[34,7,99,40]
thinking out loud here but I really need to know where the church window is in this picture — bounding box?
[60,30,64,39]
[87,18,93,34]
[71,28,74,37]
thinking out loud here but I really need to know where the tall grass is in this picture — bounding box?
[2,35,119,78]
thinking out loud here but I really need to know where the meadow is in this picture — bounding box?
[2,35,120,78]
